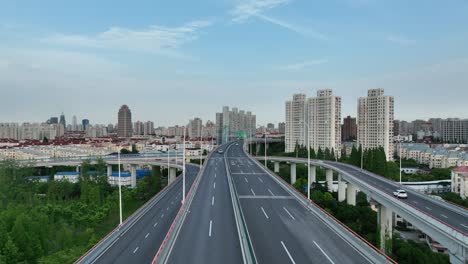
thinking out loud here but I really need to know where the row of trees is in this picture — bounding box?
[0,159,165,263]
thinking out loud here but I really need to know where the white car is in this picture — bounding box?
[393,189,408,199]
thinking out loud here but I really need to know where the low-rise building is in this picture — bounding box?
[54,172,80,183]
[451,167,468,198]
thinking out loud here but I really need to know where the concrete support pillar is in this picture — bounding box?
[346,183,357,206]
[310,165,316,183]
[256,143,261,156]
[338,174,346,202]
[76,166,80,173]
[107,165,112,177]
[169,167,177,184]
[130,165,137,188]
[290,163,296,185]
[326,169,333,192]
[274,162,280,173]
[378,205,393,254]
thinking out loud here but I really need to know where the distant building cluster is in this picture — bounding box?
[216,106,256,144]
[0,123,65,141]
[396,118,468,144]
[285,88,394,161]
[399,143,468,168]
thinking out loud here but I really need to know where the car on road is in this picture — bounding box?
[393,189,408,199]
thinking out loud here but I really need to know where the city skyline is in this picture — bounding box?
[1,1,468,125]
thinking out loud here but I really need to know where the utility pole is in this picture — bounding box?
[182,127,186,203]
[118,149,123,227]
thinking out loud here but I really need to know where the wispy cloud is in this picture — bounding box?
[277,59,328,70]
[386,35,416,45]
[231,0,326,39]
[231,0,291,22]
[43,20,212,56]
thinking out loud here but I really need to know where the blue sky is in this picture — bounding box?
[1,0,467,126]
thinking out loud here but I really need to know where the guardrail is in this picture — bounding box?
[225,143,257,264]
[247,151,395,263]
[75,165,196,264]
[151,146,215,263]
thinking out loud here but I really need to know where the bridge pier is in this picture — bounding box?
[346,183,357,206]
[309,165,316,183]
[107,165,112,178]
[274,161,280,173]
[169,167,177,184]
[290,162,296,184]
[76,165,80,173]
[338,174,346,202]
[378,205,393,254]
[130,165,137,188]
[326,169,333,192]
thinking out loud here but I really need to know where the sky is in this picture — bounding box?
[0,0,467,126]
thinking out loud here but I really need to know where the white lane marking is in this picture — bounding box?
[212,196,215,206]
[133,247,139,254]
[261,206,269,219]
[258,177,263,183]
[154,222,158,227]
[166,207,169,211]
[245,177,249,183]
[314,241,335,264]
[440,214,448,219]
[161,214,165,218]
[215,173,217,178]
[283,207,295,220]
[268,189,274,196]
[425,206,432,211]
[209,220,213,237]
[171,201,174,205]
[251,188,256,196]
[145,233,150,239]
[461,224,468,229]
[280,241,296,264]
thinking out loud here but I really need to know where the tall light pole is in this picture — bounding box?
[399,141,402,184]
[264,129,267,168]
[200,126,203,166]
[118,148,123,227]
[182,126,186,203]
[307,118,311,200]
[167,145,170,178]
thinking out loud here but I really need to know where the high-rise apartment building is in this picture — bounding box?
[144,121,154,136]
[285,94,306,153]
[441,118,468,143]
[342,116,357,141]
[117,105,132,138]
[188,117,203,139]
[357,88,394,161]
[278,122,286,134]
[307,89,341,156]
[216,107,256,144]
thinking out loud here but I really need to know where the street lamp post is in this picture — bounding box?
[118,149,123,227]
[399,141,402,184]
[182,127,186,203]
[307,119,311,200]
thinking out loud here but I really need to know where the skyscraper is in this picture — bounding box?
[278,122,286,134]
[357,88,394,161]
[441,118,468,143]
[72,115,77,131]
[342,116,357,141]
[82,119,90,131]
[307,89,341,156]
[285,94,306,153]
[59,113,66,129]
[117,105,132,138]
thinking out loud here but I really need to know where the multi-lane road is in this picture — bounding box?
[164,142,384,263]
[87,164,199,264]
[166,144,243,263]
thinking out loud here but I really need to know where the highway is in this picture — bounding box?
[89,164,199,264]
[227,142,377,264]
[166,144,243,264]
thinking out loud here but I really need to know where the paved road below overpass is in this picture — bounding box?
[90,164,199,264]
[227,143,380,264]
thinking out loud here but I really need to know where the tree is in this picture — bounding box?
[317,147,324,160]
